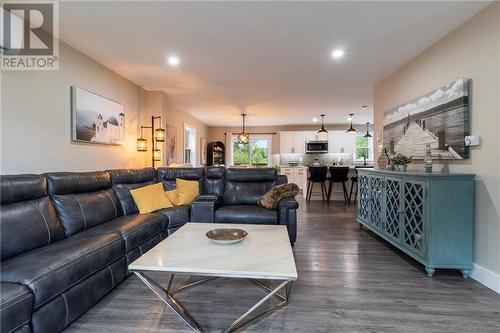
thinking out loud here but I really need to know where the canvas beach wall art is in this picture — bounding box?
[72,86,125,145]
[383,78,470,160]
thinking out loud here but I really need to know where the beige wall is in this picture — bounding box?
[373,3,500,276]
[208,124,368,154]
[144,91,208,166]
[0,42,209,174]
[1,41,149,173]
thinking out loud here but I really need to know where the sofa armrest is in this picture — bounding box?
[278,197,298,244]
[190,195,223,223]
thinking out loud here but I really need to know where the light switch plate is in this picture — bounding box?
[465,135,481,146]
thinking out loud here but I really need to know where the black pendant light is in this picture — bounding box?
[317,114,328,134]
[237,113,249,144]
[364,122,372,138]
[346,113,357,133]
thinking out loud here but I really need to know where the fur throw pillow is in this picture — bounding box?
[258,183,300,210]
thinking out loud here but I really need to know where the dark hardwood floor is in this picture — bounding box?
[66,198,500,332]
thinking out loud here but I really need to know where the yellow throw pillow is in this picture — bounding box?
[176,178,199,205]
[130,183,173,214]
[165,190,178,206]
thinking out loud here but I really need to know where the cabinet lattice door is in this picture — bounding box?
[369,175,383,231]
[357,174,370,223]
[383,177,402,242]
[402,180,426,257]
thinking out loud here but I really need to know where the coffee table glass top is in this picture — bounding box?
[129,223,297,280]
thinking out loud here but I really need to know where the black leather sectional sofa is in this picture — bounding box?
[0,167,298,333]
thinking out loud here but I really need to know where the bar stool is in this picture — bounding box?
[349,167,359,203]
[327,167,350,204]
[350,166,374,203]
[306,166,328,203]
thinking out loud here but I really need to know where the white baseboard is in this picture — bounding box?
[470,263,500,294]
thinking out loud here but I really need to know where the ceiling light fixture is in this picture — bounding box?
[331,49,344,59]
[361,105,368,110]
[237,113,249,144]
[346,113,357,134]
[167,55,180,67]
[364,122,372,138]
[312,118,318,122]
[317,114,328,134]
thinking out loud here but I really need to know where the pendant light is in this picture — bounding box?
[346,113,357,133]
[364,122,372,138]
[317,114,328,134]
[237,113,249,144]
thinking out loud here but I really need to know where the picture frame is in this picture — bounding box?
[71,86,125,145]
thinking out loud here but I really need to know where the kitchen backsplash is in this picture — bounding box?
[279,153,355,166]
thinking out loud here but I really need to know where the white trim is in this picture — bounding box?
[470,263,500,294]
[183,123,196,165]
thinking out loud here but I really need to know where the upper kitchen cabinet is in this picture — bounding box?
[328,130,356,153]
[280,131,306,154]
[305,131,328,142]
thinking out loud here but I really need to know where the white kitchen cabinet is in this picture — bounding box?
[279,132,295,154]
[293,132,306,154]
[280,166,307,191]
[279,131,307,154]
[305,131,328,142]
[328,130,356,154]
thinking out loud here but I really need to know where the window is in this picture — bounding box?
[354,134,373,162]
[184,124,196,165]
[232,135,271,166]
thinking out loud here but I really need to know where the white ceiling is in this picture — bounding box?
[59,1,489,127]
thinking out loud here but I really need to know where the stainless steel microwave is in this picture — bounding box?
[306,141,328,154]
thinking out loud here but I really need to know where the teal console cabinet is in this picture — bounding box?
[356,169,474,277]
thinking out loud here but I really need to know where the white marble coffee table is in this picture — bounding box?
[129,223,298,333]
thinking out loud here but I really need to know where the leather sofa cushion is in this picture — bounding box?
[1,232,124,308]
[107,168,157,215]
[1,283,34,333]
[1,174,46,204]
[203,167,225,196]
[31,257,127,333]
[225,168,277,182]
[223,181,277,206]
[46,172,122,236]
[157,167,205,191]
[50,189,122,237]
[86,214,165,252]
[1,175,65,260]
[155,206,190,228]
[215,205,278,225]
[223,168,278,205]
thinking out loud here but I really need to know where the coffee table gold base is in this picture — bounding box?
[133,272,294,333]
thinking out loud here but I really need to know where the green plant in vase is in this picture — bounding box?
[390,153,412,171]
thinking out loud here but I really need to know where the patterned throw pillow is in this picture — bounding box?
[258,183,300,210]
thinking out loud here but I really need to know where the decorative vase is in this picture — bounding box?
[377,148,388,169]
[395,164,407,171]
[424,144,433,173]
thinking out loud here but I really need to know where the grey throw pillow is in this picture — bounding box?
[258,183,300,210]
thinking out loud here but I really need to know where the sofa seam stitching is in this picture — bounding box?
[103,190,118,218]
[72,194,87,231]
[61,293,69,327]
[30,200,52,244]
[0,291,32,310]
[7,318,31,333]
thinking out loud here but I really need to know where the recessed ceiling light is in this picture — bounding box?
[331,49,344,59]
[167,55,180,67]
[361,105,368,109]
[312,118,318,122]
